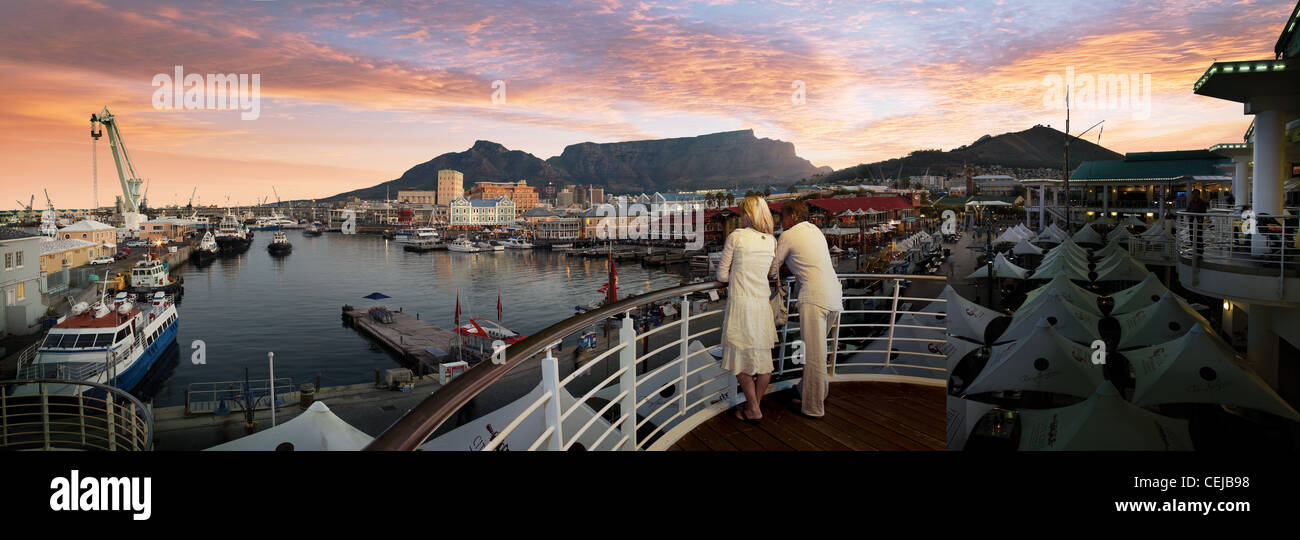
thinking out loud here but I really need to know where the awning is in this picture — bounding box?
[1116,291,1214,349]
[1017,382,1193,450]
[966,320,1103,398]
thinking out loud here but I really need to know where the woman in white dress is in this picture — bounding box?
[717,195,777,423]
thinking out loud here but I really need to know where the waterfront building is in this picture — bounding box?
[38,238,97,274]
[448,196,516,228]
[140,217,197,243]
[57,219,117,259]
[1022,150,1233,230]
[0,228,44,338]
[437,169,464,205]
[535,215,581,243]
[397,190,437,204]
[467,180,539,211]
[973,174,1020,196]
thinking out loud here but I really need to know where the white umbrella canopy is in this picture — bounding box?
[1012,236,1044,255]
[1128,325,1300,421]
[966,320,1103,398]
[1106,226,1134,243]
[1029,252,1091,281]
[205,401,374,451]
[945,336,985,372]
[1093,252,1151,282]
[1071,223,1104,244]
[1110,273,1170,315]
[1116,290,1214,349]
[1122,215,1147,228]
[1018,382,1193,451]
[1039,247,1088,268]
[1090,214,1115,227]
[1035,223,1068,243]
[1045,237,1088,258]
[1013,224,1035,239]
[999,295,1102,344]
[1092,240,1129,259]
[942,285,1007,343]
[1139,220,1170,238]
[947,395,1000,451]
[993,228,1024,245]
[1021,275,1102,315]
[966,253,1029,280]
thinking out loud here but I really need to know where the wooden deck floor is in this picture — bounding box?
[668,382,945,451]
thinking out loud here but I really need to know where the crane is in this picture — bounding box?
[187,187,197,210]
[44,189,54,212]
[89,107,146,231]
[272,186,281,207]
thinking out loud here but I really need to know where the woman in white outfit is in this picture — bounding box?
[717,195,777,423]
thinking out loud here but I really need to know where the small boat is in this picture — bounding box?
[454,318,526,363]
[303,222,323,237]
[447,237,482,253]
[124,256,183,301]
[396,226,438,244]
[267,231,293,254]
[503,237,534,249]
[403,239,443,252]
[189,231,219,264]
[476,240,504,252]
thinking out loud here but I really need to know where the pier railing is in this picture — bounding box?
[367,273,948,451]
[0,379,153,451]
[1175,211,1300,300]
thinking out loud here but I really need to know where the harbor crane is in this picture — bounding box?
[89,107,146,231]
[44,189,54,212]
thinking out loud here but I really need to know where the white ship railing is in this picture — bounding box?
[1175,211,1300,295]
[367,273,948,451]
[0,379,153,451]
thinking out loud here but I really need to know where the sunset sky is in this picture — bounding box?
[0,0,1292,209]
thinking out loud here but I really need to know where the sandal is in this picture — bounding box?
[734,405,762,424]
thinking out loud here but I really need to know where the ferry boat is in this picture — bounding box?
[214,211,252,253]
[454,317,526,363]
[13,290,179,395]
[189,231,219,264]
[402,238,443,252]
[303,222,323,237]
[395,226,438,244]
[267,231,293,254]
[447,237,482,252]
[125,256,183,300]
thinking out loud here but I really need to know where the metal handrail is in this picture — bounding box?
[1175,211,1299,295]
[0,378,154,451]
[368,273,949,451]
[365,280,726,450]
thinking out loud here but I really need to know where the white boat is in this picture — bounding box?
[396,226,438,244]
[190,231,219,263]
[126,257,182,299]
[251,213,296,231]
[477,241,504,252]
[447,237,482,252]
[454,318,525,362]
[267,231,293,254]
[214,211,251,253]
[503,237,534,249]
[14,290,179,395]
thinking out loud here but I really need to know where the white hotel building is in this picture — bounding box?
[448,195,516,228]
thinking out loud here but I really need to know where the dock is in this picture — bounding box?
[342,305,458,373]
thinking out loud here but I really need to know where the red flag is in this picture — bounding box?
[497,290,503,323]
[454,293,461,327]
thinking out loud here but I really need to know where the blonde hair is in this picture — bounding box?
[739,195,774,235]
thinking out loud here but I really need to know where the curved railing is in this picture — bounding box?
[366,273,949,451]
[0,379,154,451]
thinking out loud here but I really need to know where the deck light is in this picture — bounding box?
[1223,301,1231,311]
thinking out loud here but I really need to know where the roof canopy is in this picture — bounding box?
[1071,223,1104,245]
[967,320,1103,398]
[1129,325,1300,421]
[1110,273,1169,315]
[1029,251,1090,281]
[942,285,1007,344]
[1021,275,1102,316]
[1116,291,1213,349]
[1017,382,1193,451]
[1035,223,1068,243]
[204,401,373,451]
[1012,237,1044,255]
[1107,226,1134,243]
[999,294,1102,344]
[966,253,1029,280]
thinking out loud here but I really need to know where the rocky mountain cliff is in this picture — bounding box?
[323,130,822,201]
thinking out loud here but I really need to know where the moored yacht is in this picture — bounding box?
[447,236,482,252]
[214,211,252,253]
[303,221,323,237]
[395,226,438,244]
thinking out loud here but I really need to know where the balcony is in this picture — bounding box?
[1175,211,1300,306]
[0,379,154,451]
[366,274,948,451]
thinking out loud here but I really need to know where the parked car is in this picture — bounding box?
[90,257,114,265]
[114,251,130,260]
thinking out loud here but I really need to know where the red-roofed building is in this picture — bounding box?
[806,196,916,227]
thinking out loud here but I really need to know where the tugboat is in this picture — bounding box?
[124,256,183,301]
[13,287,179,395]
[214,211,252,254]
[189,231,219,264]
[267,230,293,255]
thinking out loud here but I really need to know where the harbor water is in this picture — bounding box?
[146,231,689,406]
